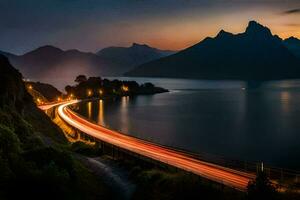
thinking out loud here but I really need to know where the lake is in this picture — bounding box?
[73,77,300,169]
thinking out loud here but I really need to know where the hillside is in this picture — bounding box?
[25,81,63,102]
[0,55,112,199]
[125,21,300,80]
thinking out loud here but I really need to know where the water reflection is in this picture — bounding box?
[87,101,92,119]
[280,91,291,113]
[98,99,105,126]
[120,96,129,132]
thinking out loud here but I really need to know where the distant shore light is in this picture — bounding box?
[122,85,129,92]
[87,90,92,96]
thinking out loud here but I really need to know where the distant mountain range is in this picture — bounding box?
[2,21,300,82]
[125,21,300,80]
[0,43,175,84]
[97,43,175,71]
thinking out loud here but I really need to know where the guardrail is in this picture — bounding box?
[170,148,300,190]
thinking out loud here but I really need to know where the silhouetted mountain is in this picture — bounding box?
[0,50,16,59]
[97,43,175,72]
[125,21,300,80]
[4,45,122,82]
[283,37,300,58]
[1,44,175,87]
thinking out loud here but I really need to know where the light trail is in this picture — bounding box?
[38,100,72,111]
[56,100,255,191]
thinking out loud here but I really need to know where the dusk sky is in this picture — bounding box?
[1,0,300,54]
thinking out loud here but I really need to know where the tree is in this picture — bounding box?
[74,75,87,84]
[65,85,73,94]
[248,171,277,200]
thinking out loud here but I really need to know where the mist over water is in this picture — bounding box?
[73,78,300,169]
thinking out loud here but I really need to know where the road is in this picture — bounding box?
[44,100,255,191]
[38,100,71,111]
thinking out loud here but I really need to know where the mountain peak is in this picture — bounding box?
[25,45,63,56]
[36,45,62,51]
[216,29,233,38]
[131,43,151,49]
[285,36,300,43]
[245,20,272,37]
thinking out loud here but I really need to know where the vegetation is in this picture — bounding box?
[111,157,246,200]
[0,55,112,199]
[0,107,113,199]
[25,81,63,102]
[247,171,277,200]
[98,154,300,200]
[65,74,168,99]
[71,141,101,156]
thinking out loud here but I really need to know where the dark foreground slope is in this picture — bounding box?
[0,55,112,199]
[125,21,300,80]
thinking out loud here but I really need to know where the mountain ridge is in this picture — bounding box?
[125,21,300,80]
[283,37,300,58]
[0,43,175,87]
[97,42,176,70]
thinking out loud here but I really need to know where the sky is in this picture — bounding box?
[0,0,300,55]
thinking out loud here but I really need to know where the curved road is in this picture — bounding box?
[39,100,70,111]
[47,100,255,191]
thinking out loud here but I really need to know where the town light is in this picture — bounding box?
[99,89,103,95]
[87,90,92,96]
[69,93,74,100]
[57,97,61,101]
[28,85,33,90]
[122,85,129,92]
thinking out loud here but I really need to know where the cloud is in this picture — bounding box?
[284,23,300,27]
[282,8,300,15]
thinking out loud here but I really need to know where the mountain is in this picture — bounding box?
[3,45,121,82]
[0,44,175,87]
[97,43,176,72]
[283,37,300,58]
[125,21,300,80]
[0,50,16,58]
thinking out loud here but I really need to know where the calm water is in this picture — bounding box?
[74,78,300,169]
